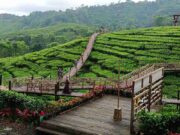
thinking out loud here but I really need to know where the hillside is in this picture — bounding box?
[0,0,180,34]
[0,26,179,79]
[0,23,95,58]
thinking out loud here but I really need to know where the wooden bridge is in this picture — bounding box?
[62,33,99,82]
[155,63,180,73]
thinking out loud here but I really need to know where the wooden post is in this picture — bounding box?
[148,75,152,112]
[26,82,29,92]
[130,81,135,134]
[177,90,180,110]
[55,82,59,101]
[8,80,12,90]
[0,74,2,85]
[93,80,96,91]
[160,68,165,104]
[113,60,122,121]
[31,75,34,80]
[141,78,144,88]
[104,80,107,90]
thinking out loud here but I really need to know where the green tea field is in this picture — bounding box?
[0,26,179,79]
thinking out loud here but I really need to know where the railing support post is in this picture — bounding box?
[8,80,12,90]
[148,75,152,112]
[177,90,180,110]
[0,74,2,85]
[55,82,60,101]
[130,81,135,134]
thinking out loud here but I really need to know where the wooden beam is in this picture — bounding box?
[130,81,135,134]
[162,99,180,105]
[0,74,2,85]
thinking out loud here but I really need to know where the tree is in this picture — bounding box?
[154,16,171,26]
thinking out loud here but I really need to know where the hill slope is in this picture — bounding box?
[0,26,179,79]
[0,23,95,58]
[0,0,180,34]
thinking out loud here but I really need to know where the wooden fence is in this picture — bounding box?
[130,68,164,134]
[155,63,180,71]
[7,77,97,98]
[3,63,179,97]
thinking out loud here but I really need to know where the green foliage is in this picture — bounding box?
[163,75,180,98]
[138,110,180,135]
[0,26,179,79]
[0,0,180,34]
[0,23,94,57]
[0,90,48,111]
[153,16,171,26]
[0,40,29,57]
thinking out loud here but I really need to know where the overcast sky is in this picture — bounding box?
[0,0,155,16]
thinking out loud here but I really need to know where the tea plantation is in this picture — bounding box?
[0,26,179,79]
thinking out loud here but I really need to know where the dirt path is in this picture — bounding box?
[62,33,99,82]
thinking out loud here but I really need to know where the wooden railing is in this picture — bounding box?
[130,68,164,134]
[4,63,180,95]
[120,64,155,89]
[62,33,100,82]
[154,63,180,71]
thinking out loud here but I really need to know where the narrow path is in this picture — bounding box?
[62,33,99,82]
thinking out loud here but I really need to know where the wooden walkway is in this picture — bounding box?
[164,68,180,73]
[13,86,84,97]
[37,95,131,135]
[162,99,180,105]
[62,33,99,82]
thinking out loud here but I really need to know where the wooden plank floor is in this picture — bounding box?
[162,98,180,105]
[39,95,131,135]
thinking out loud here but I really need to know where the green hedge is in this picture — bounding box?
[0,90,48,111]
[138,110,180,135]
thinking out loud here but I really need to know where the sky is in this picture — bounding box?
[0,0,155,16]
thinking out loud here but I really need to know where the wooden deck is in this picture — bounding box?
[37,95,131,135]
[162,99,180,105]
[164,68,180,73]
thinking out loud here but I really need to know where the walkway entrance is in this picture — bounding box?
[37,95,131,135]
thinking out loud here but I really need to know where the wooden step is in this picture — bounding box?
[40,121,96,135]
[36,127,69,135]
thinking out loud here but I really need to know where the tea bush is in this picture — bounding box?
[0,91,48,111]
[0,26,179,79]
[138,110,180,135]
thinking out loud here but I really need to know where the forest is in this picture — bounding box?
[0,0,179,58]
[0,23,94,57]
[0,0,180,34]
